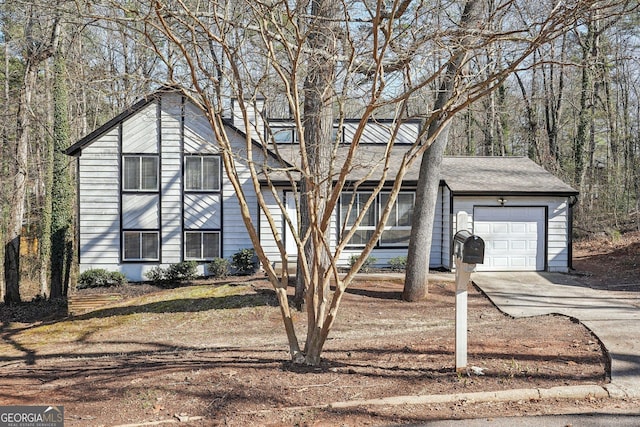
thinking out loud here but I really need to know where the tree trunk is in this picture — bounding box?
[4,65,38,304]
[404,125,450,301]
[298,0,338,364]
[3,12,60,303]
[50,52,74,298]
[403,0,483,301]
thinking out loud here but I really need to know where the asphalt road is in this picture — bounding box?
[416,413,640,426]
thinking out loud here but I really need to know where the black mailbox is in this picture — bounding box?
[453,230,485,264]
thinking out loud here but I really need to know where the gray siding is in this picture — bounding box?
[184,102,218,154]
[160,93,185,265]
[452,195,571,272]
[122,103,158,153]
[547,200,571,271]
[184,194,222,229]
[78,128,120,268]
[122,194,159,229]
[221,131,258,257]
[260,187,444,270]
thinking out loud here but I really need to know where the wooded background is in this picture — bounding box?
[1,1,638,300]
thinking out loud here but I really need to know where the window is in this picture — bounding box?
[123,231,159,260]
[340,191,415,247]
[185,156,220,191]
[272,127,295,144]
[380,192,414,246]
[123,156,158,191]
[340,192,376,246]
[185,231,220,260]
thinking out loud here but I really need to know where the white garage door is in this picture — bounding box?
[473,207,545,271]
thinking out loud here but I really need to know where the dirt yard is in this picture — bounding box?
[0,232,638,426]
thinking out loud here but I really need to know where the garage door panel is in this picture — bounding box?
[511,223,527,233]
[473,207,545,272]
[474,223,490,234]
[511,240,527,250]
[492,240,509,250]
[492,223,509,233]
[510,257,527,268]
[491,257,510,268]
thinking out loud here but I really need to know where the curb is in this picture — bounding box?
[327,385,610,409]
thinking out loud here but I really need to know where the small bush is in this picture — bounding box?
[78,269,127,289]
[389,256,407,272]
[207,257,230,278]
[145,265,165,283]
[145,261,199,284]
[165,260,199,281]
[232,248,258,275]
[349,254,377,273]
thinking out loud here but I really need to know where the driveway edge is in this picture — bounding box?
[326,385,610,409]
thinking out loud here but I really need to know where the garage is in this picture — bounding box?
[473,206,546,271]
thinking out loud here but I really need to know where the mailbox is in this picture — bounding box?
[453,230,485,264]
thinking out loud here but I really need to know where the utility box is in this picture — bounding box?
[453,230,485,265]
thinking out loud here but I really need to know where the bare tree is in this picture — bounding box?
[80,0,637,363]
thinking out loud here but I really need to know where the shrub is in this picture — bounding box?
[207,257,230,278]
[144,261,199,284]
[232,248,258,275]
[349,254,377,273]
[78,269,127,289]
[389,256,407,272]
[165,260,199,281]
[144,265,165,283]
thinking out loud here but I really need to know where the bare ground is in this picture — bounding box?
[1,231,639,426]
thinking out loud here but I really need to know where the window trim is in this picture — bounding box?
[271,126,296,144]
[122,155,159,192]
[184,230,221,261]
[184,155,221,192]
[340,190,415,248]
[379,192,415,247]
[122,230,160,261]
[340,192,378,248]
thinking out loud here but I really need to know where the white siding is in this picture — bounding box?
[547,200,571,271]
[259,189,288,266]
[261,186,447,270]
[160,93,184,265]
[184,194,222,229]
[184,102,218,154]
[78,128,120,267]
[122,194,159,229]
[441,186,452,269]
[452,195,571,273]
[221,131,258,257]
[122,103,158,153]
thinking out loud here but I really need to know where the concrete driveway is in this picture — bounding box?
[472,272,640,398]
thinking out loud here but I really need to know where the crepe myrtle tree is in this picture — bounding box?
[87,0,632,365]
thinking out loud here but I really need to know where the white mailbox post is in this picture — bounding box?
[453,230,485,372]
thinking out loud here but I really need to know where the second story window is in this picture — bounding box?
[185,155,221,191]
[123,155,158,191]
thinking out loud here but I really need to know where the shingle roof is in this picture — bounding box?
[262,144,577,196]
[441,156,578,195]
